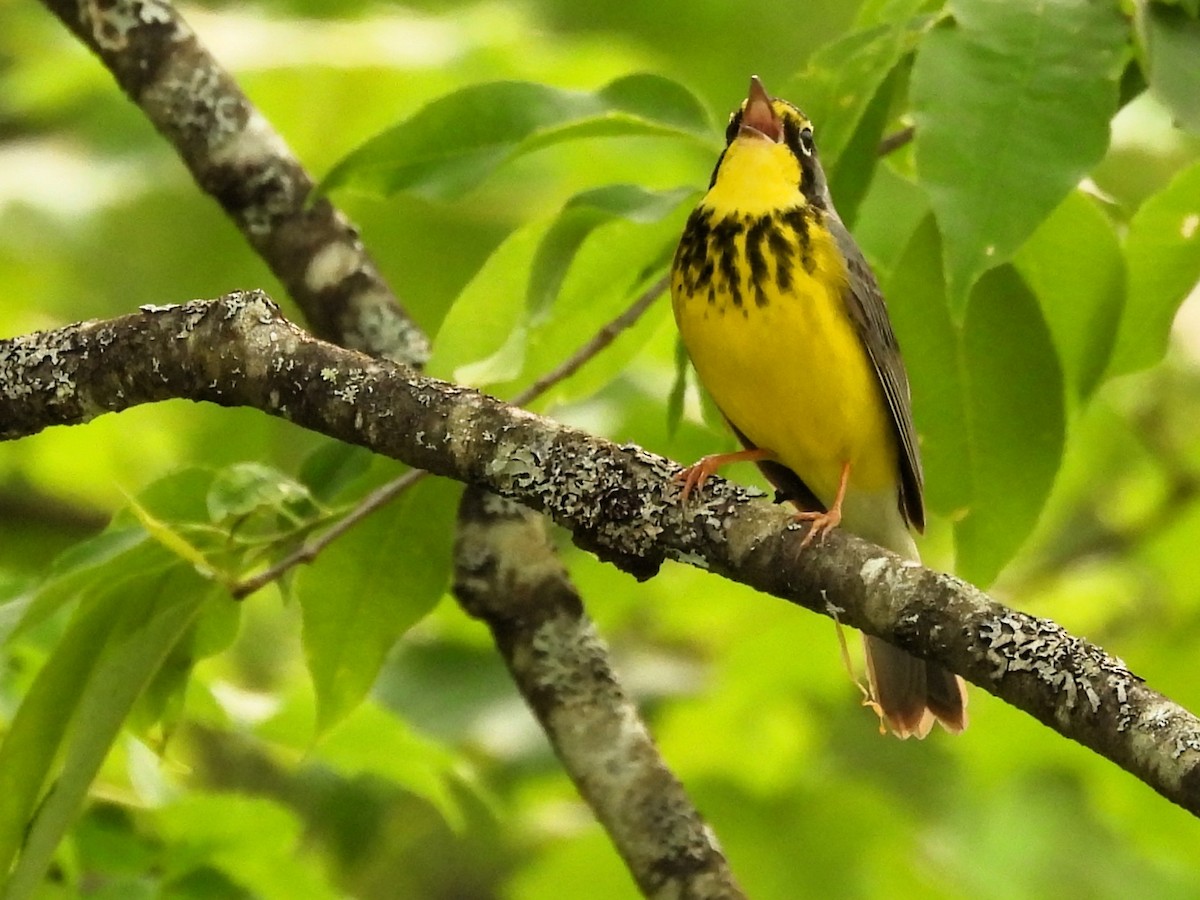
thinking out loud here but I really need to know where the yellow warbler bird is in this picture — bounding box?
[670,76,966,738]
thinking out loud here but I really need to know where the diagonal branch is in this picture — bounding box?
[39,0,428,365]
[230,275,668,597]
[3,293,1199,816]
[454,487,743,899]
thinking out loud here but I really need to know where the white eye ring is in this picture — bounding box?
[798,127,815,157]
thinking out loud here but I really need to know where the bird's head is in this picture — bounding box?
[707,76,830,212]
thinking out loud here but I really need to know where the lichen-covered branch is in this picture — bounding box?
[38,0,428,365]
[454,487,743,900]
[3,293,1199,816]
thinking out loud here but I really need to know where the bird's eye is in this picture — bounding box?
[798,126,815,156]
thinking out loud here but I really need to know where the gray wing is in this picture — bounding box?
[827,216,925,531]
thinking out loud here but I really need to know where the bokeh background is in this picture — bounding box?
[2,0,1200,897]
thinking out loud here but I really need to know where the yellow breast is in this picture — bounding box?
[671,180,899,508]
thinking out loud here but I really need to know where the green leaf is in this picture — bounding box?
[0,584,114,877]
[133,596,241,732]
[13,471,220,638]
[527,184,695,321]
[885,216,972,516]
[0,577,33,649]
[911,0,1126,313]
[785,13,929,172]
[3,527,152,642]
[429,220,547,386]
[314,702,468,831]
[1139,3,1200,135]
[432,200,681,400]
[318,75,714,200]
[205,462,317,526]
[111,468,214,526]
[1014,190,1125,400]
[156,794,333,900]
[298,478,460,735]
[29,526,147,587]
[825,63,904,227]
[71,803,159,888]
[955,266,1065,585]
[1,566,214,897]
[126,496,222,583]
[1108,159,1200,375]
[853,163,932,273]
[297,440,374,503]
[514,216,678,405]
[854,0,942,28]
[667,337,689,438]
[887,217,1065,585]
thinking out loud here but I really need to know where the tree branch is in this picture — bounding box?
[232,275,668,596]
[3,293,1199,816]
[38,0,428,365]
[454,487,743,899]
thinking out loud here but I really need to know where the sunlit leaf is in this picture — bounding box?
[126,496,221,582]
[1,567,214,898]
[1108,159,1200,375]
[527,184,694,320]
[429,220,548,386]
[432,204,679,401]
[515,218,678,406]
[911,0,1125,312]
[1014,190,1124,400]
[319,75,714,199]
[854,0,943,28]
[785,11,930,171]
[111,468,214,526]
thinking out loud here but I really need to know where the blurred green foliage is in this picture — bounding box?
[2,0,1200,897]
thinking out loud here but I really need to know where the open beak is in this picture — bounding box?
[739,76,783,142]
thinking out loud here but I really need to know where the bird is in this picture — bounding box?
[669,75,967,738]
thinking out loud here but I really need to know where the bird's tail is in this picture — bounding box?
[864,635,967,739]
[750,455,968,738]
[839,489,968,739]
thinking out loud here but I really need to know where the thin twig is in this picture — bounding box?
[513,274,669,406]
[230,468,427,598]
[230,276,669,597]
[878,125,915,156]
